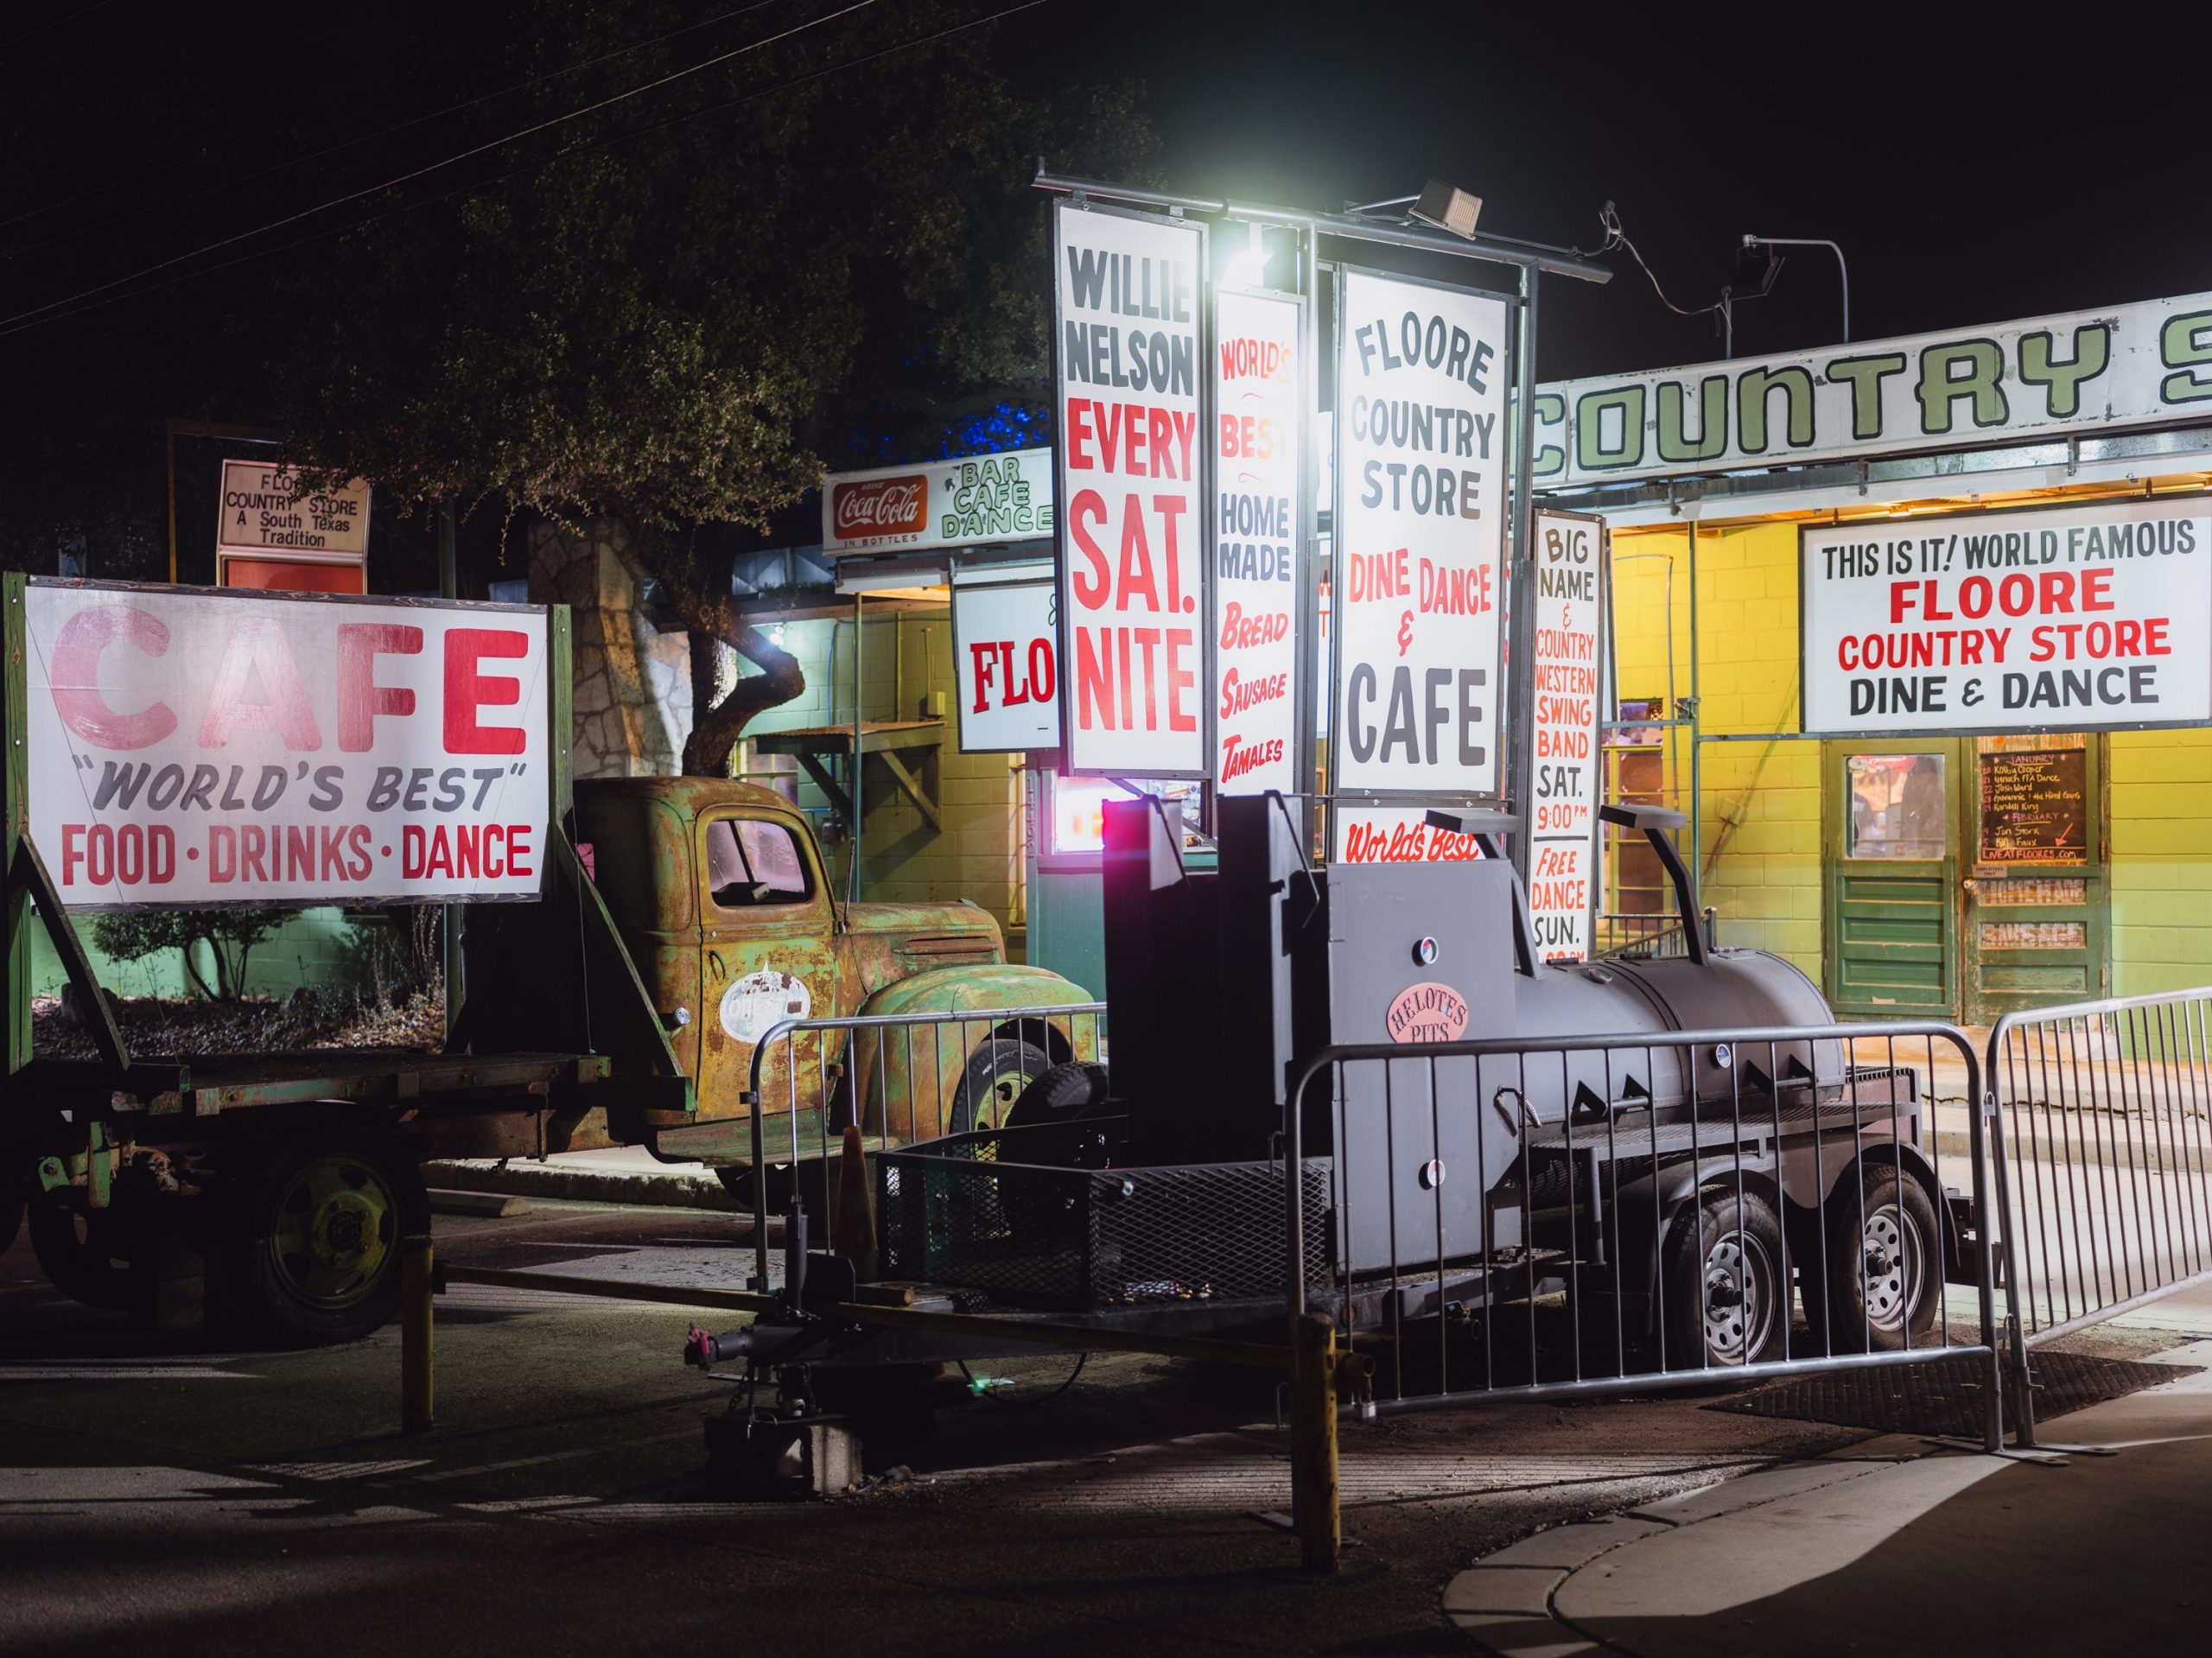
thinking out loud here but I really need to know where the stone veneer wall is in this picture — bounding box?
[528,518,693,778]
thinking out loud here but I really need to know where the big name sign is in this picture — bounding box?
[22,581,551,909]
[1052,200,1209,777]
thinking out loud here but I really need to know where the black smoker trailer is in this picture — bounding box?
[692,794,1974,1423]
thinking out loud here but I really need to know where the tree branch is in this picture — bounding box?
[680,593,808,777]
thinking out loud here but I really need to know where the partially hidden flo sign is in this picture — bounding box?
[1800,497,2212,735]
[20,581,551,909]
[1052,200,1209,778]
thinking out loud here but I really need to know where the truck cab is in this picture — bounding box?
[558,778,1093,1170]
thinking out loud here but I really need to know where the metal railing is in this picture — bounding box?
[1284,1021,2002,1445]
[740,1001,1106,1300]
[1987,988,2212,1443]
[1594,907,1718,960]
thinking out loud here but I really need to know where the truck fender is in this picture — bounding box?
[846,966,1097,1140]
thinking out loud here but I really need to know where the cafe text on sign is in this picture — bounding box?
[1052,201,1209,777]
[22,582,550,910]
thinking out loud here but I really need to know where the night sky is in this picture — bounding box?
[4,1,2205,567]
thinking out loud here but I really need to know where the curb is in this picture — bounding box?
[422,1158,740,1212]
[1440,1445,1924,1655]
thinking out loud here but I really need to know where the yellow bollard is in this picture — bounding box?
[401,1234,435,1434]
[1291,1312,1341,1575]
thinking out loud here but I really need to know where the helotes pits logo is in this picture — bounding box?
[1385,981,1470,1044]
[830,475,927,539]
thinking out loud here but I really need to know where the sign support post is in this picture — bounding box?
[1507,267,1542,882]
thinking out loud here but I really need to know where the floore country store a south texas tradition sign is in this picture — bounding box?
[18,581,551,909]
[1052,200,1208,777]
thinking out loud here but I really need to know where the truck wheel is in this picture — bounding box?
[1006,1061,1111,1129]
[231,1133,428,1346]
[949,1039,1052,1138]
[1811,1165,1940,1354]
[1660,1189,1787,1369]
[28,1195,135,1311]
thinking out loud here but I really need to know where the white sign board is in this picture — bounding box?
[1528,510,1605,962]
[1332,807,1488,865]
[1052,200,1209,778]
[1538,291,2212,488]
[951,580,1061,752]
[217,460,371,558]
[1332,268,1509,800]
[1801,499,2212,735]
[1211,286,1302,796]
[821,448,1055,556]
[24,581,551,910]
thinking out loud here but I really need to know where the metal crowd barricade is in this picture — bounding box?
[1285,1022,2004,1447]
[1987,988,2212,1444]
[740,1001,1106,1299]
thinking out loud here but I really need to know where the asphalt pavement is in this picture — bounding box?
[0,1196,1864,1657]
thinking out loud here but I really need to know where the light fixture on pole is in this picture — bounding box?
[1224,219,1271,289]
[1408,178,1482,240]
[1741,234,1850,343]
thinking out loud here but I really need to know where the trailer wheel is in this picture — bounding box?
[0,1171,23,1257]
[28,1195,135,1311]
[231,1132,427,1346]
[1661,1189,1787,1369]
[1809,1165,1940,1353]
[949,1039,1052,1138]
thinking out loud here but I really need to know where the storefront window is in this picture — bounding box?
[1845,753,1947,861]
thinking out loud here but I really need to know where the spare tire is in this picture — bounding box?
[1006,1061,1111,1129]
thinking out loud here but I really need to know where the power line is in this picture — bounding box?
[0,0,116,54]
[3,0,788,250]
[0,0,1053,344]
[0,0,880,334]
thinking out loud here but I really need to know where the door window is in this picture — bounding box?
[1843,753,1948,860]
[705,817,812,908]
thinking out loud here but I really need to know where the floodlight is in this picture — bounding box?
[1409,179,1482,240]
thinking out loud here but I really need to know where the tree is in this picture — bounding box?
[270,1,1155,773]
[90,911,282,1001]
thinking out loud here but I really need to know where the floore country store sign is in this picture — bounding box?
[821,448,1055,556]
[1331,268,1509,859]
[1052,201,1208,777]
[218,460,370,556]
[1535,292,2212,486]
[22,581,551,909]
[1801,497,2212,735]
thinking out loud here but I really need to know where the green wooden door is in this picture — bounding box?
[1963,735,2107,1021]
[1825,741,1960,1018]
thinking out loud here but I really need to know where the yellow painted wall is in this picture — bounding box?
[1610,521,1823,975]
[2107,727,2212,995]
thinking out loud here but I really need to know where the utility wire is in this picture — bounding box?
[0,0,116,54]
[0,0,880,334]
[3,0,787,251]
[0,0,1052,343]
[1575,200,1724,322]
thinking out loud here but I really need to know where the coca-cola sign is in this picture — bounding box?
[830,474,928,544]
[820,448,1056,556]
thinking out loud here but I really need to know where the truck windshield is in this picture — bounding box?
[705,817,812,908]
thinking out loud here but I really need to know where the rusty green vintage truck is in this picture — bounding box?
[3,579,1092,1346]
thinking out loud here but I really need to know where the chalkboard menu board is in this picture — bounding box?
[1979,748,2088,863]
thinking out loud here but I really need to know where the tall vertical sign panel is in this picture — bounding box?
[1331,269,1511,857]
[1211,286,1302,795]
[1052,201,1209,777]
[1528,510,1605,961]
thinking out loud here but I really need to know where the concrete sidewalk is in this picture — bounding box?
[423,1146,736,1210]
[1444,1281,2212,1656]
